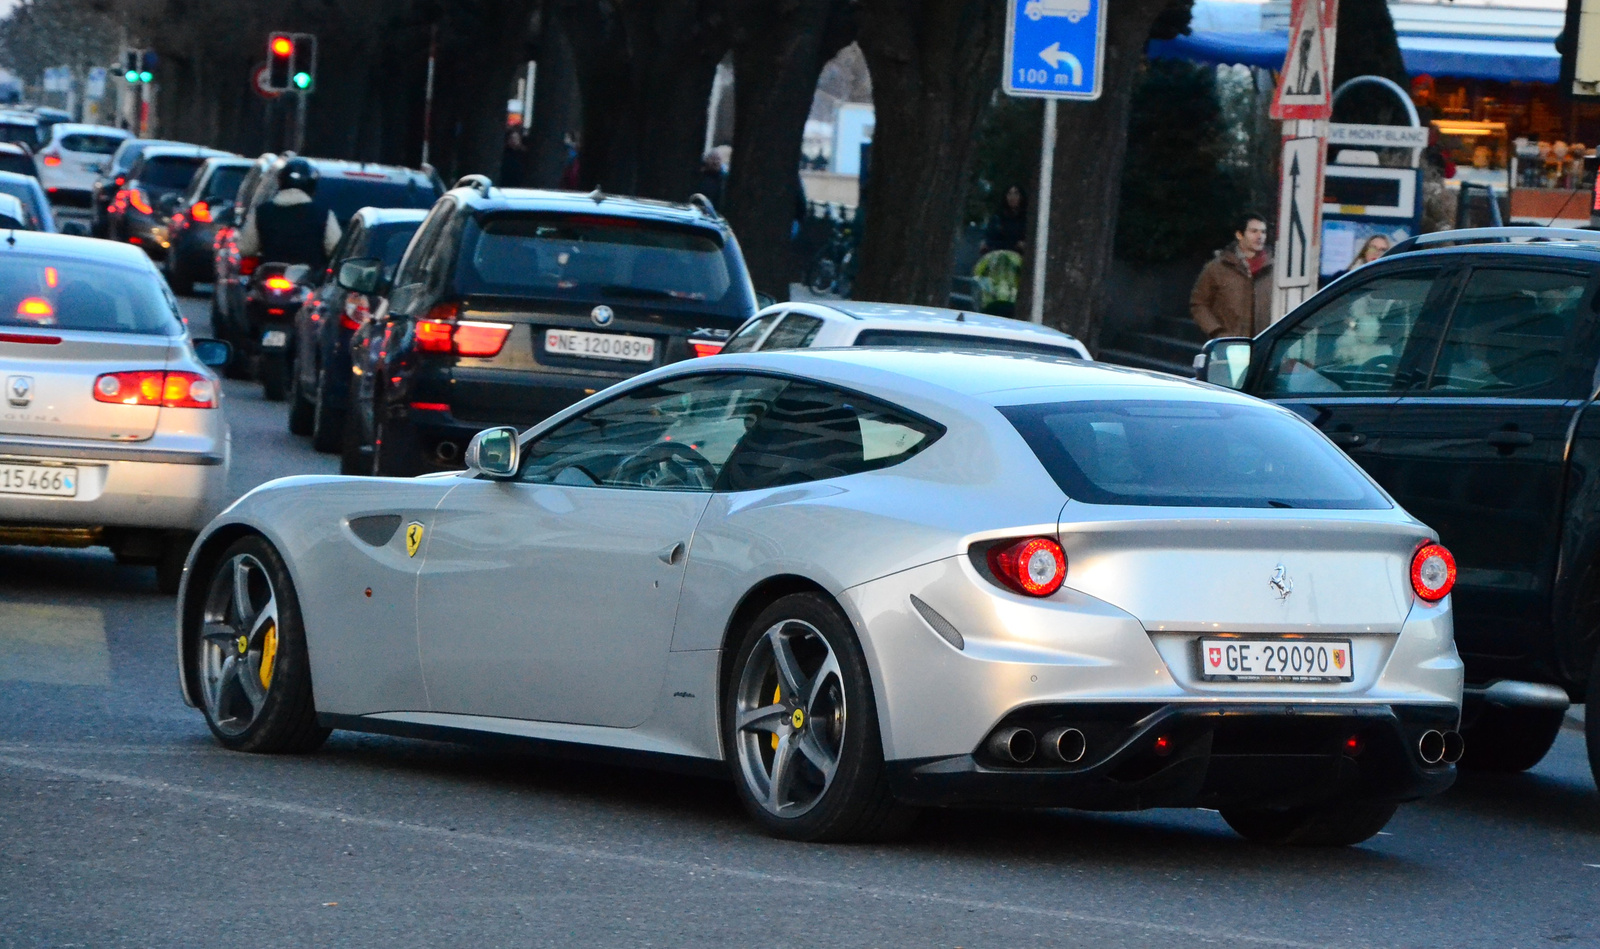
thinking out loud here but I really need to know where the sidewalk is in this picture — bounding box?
[1566,704,1586,733]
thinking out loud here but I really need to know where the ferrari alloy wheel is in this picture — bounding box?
[725,593,913,841]
[194,536,328,753]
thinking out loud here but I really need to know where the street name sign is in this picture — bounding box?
[1004,0,1106,101]
[1327,123,1430,148]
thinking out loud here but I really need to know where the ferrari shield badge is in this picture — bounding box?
[405,521,425,558]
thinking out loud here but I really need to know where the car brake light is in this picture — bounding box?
[1411,542,1456,601]
[190,201,212,223]
[415,320,454,352]
[127,188,153,215]
[239,256,260,276]
[425,301,460,323]
[44,267,57,288]
[16,296,53,323]
[688,339,725,358]
[984,536,1067,597]
[453,320,512,357]
[41,153,60,166]
[171,213,185,227]
[264,275,295,292]
[0,332,60,344]
[93,370,216,408]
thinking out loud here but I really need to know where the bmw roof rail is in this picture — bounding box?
[1388,226,1600,255]
[688,192,720,219]
[454,173,493,196]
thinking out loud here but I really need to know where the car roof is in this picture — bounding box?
[0,112,38,126]
[784,300,1084,342]
[299,158,434,185]
[455,185,728,232]
[0,143,29,156]
[49,123,128,138]
[134,145,233,165]
[198,155,254,168]
[697,347,1236,407]
[354,207,429,226]
[0,170,42,188]
[0,230,156,268]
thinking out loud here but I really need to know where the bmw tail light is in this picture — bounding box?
[94,370,217,408]
[984,536,1067,597]
[688,339,725,358]
[453,321,511,357]
[415,320,454,352]
[1411,542,1456,601]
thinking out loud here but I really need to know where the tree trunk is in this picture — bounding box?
[1331,0,1409,125]
[430,0,539,179]
[529,0,583,187]
[1038,0,1181,348]
[853,0,1005,306]
[620,1,729,201]
[723,0,856,299]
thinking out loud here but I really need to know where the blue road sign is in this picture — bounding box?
[1003,0,1106,100]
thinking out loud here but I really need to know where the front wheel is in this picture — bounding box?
[1220,799,1398,846]
[724,592,913,842]
[193,535,329,753]
[1459,704,1565,773]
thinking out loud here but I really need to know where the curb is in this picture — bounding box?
[1565,706,1586,734]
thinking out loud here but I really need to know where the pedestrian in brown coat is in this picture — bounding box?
[1190,213,1273,339]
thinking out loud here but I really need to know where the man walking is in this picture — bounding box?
[1190,213,1272,339]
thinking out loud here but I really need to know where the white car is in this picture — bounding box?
[720,301,1092,359]
[35,123,131,203]
[1026,0,1092,21]
[178,348,1462,846]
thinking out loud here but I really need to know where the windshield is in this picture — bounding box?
[853,329,1082,357]
[1001,399,1389,509]
[60,134,122,155]
[139,156,203,190]
[0,255,181,335]
[316,176,438,225]
[457,213,751,316]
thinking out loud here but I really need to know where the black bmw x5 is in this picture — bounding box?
[342,177,757,475]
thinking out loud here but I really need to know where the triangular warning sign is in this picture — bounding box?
[1271,0,1334,120]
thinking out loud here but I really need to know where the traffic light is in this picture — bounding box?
[290,34,316,91]
[266,32,293,91]
[138,50,155,85]
[122,49,139,84]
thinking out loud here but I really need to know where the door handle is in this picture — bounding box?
[657,541,685,565]
[1328,431,1367,448]
[1486,431,1534,450]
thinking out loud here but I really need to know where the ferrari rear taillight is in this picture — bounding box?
[984,536,1067,597]
[1411,542,1456,601]
[93,370,217,408]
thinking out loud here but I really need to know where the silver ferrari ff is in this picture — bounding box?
[177,349,1463,846]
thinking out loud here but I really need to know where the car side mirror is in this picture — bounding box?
[1194,337,1253,389]
[337,257,383,295]
[191,337,232,368]
[464,426,520,478]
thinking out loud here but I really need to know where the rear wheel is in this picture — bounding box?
[1459,704,1565,773]
[309,366,343,454]
[286,360,314,435]
[260,350,287,402]
[193,535,329,753]
[1220,800,1398,846]
[724,592,913,842]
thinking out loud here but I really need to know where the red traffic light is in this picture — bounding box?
[271,36,293,57]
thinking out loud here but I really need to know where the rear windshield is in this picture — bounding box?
[0,153,33,177]
[139,156,203,189]
[0,123,37,147]
[1001,399,1389,509]
[0,256,180,335]
[854,329,1081,357]
[317,176,439,225]
[457,213,752,316]
[0,181,42,224]
[61,134,121,155]
[204,166,246,201]
[369,221,422,266]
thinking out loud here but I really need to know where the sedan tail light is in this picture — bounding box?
[983,536,1067,597]
[125,188,153,215]
[189,201,212,223]
[41,152,61,167]
[94,370,217,409]
[263,275,295,293]
[1411,543,1456,601]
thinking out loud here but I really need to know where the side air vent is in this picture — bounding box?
[910,595,965,650]
[348,514,403,547]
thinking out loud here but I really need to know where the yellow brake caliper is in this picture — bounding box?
[259,623,278,689]
[771,685,781,751]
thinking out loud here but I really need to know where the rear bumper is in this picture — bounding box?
[887,702,1459,811]
[0,436,228,533]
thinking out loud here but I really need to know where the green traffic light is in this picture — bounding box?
[292,72,312,90]
[124,70,139,83]
[138,71,153,83]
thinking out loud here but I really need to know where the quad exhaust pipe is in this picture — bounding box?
[987,726,1037,764]
[986,726,1088,765]
[1418,729,1464,765]
[1042,726,1087,764]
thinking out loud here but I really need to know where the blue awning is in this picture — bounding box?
[1147,31,1562,83]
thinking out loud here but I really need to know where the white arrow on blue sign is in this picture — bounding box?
[1003,0,1106,101]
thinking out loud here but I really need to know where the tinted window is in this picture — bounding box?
[1258,270,1438,396]
[853,329,1082,357]
[458,213,752,316]
[0,256,181,335]
[315,176,439,225]
[1429,268,1589,394]
[721,382,944,491]
[0,180,43,227]
[1001,399,1388,509]
[0,123,36,147]
[759,314,824,350]
[60,134,122,155]
[204,167,246,201]
[138,156,203,189]
[368,221,423,267]
[0,153,32,177]
[723,312,781,353]
[518,374,789,491]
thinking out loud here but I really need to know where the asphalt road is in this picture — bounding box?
[1,293,1598,948]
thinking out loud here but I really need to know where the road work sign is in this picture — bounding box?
[1004,0,1105,101]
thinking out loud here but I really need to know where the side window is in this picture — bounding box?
[721,383,944,491]
[1428,268,1590,395]
[329,221,362,267]
[392,200,452,288]
[517,374,790,491]
[722,312,783,354]
[1257,270,1439,396]
[424,210,468,291]
[759,313,824,350]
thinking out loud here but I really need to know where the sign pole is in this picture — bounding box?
[421,24,438,168]
[1268,0,1339,323]
[1030,99,1057,324]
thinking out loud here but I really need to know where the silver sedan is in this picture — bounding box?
[0,232,230,592]
[177,349,1462,845]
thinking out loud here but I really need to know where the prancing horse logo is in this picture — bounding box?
[1269,564,1294,600]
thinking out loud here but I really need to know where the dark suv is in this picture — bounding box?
[341,178,757,476]
[1196,227,1600,786]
